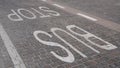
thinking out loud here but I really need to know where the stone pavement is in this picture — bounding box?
[0,52,5,68]
[0,0,120,68]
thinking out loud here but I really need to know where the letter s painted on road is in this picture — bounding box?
[33,30,75,63]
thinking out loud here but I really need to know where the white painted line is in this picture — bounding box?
[53,4,65,9]
[41,0,47,1]
[0,23,26,68]
[77,13,98,21]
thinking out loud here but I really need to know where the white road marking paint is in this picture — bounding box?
[17,8,37,20]
[51,28,88,58]
[33,24,117,63]
[31,8,51,18]
[67,25,118,50]
[8,7,61,21]
[41,0,120,33]
[77,13,97,21]
[34,30,75,63]
[53,4,65,9]
[0,23,26,68]
[8,10,23,21]
[41,0,47,1]
[51,27,100,54]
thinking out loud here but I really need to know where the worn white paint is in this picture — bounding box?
[8,7,60,21]
[8,10,23,21]
[51,28,89,58]
[17,8,36,19]
[41,0,47,1]
[0,23,26,68]
[39,6,60,16]
[31,8,51,18]
[67,25,118,50]
[33,24,118,63]
[53,4,65,9]
[77,13,97,21]
[33,30,75,63]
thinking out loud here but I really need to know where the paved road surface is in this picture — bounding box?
[54,0,120,24]
[0,0,120,68]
